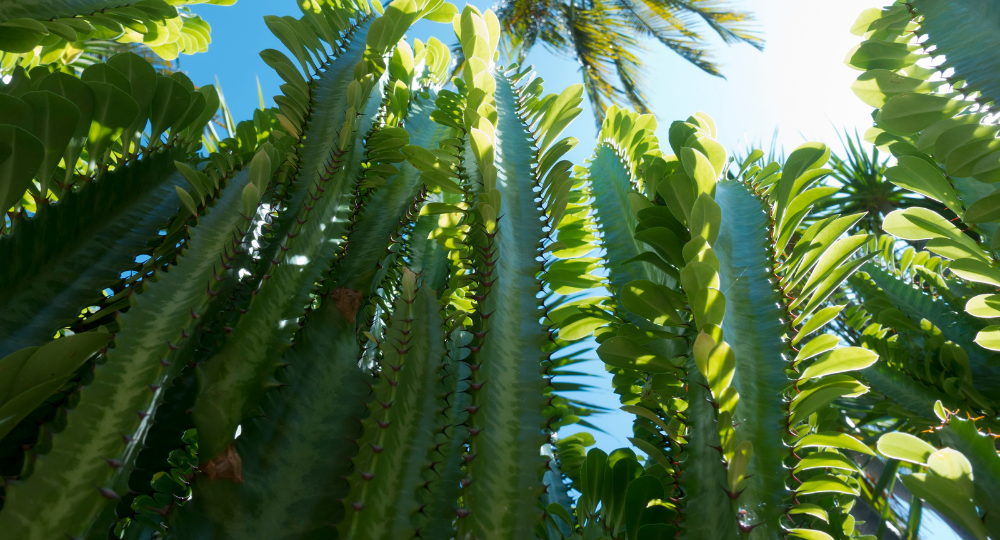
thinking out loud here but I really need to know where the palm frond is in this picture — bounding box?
[809,130,948,233]
[613,56,650,115]
[497,0,761,121]
[663,0,764,50]
[562,1,628,124]
[617,0,722,75]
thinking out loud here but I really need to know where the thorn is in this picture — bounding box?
[98,487,120,500]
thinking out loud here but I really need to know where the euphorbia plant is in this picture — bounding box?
[1,1,1000,539]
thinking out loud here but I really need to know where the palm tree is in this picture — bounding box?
[810,130,947,234]
[496,0,762,123]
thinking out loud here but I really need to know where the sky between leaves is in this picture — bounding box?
[178,2,961,537]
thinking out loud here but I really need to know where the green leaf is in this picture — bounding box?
[787,529,835,540]
[0,346,34,404]
[2,331,110,401]
[878,93,969,134]
[901,472,988,540]
[37,70,96,140]
[845,39,922,71]
[852,69,944,108]
[727,440,752,492]
[884,156,963,215]
[0,22,46,53]
[793,451,862,474]
[792,305,844,345]
[689,287,725,331]
[963,188,1000,223]
[685,133,726,176]
[389,39,415,83]
[680,147,716,196]
[689,192,721,245]
[883,207,984,258]
[622,405,677,442]
[789,377,868,425]
[796,474,859,496]
[776,186,839,253]
[106,52,157,145]
[782,142,831,188]
[0,332,112,438]
[975,326,1000,350]
[917,113,988,153]
[424,1,458,23]
[19,90,79,195]
[624,476,664,540]
[603,455,641,530]
[0,125,44,212]
[784,213,865,289]
[620,280,684,327]
[949,257,1000,287]
[81,63,130,94]
[796,432,875,455]
[597,336,680,374]
[536,84,583,153]
[968,295,1000,319]
[85,81,139,166]
[939,416,1000,536]
[580,448,608,516]
[794,334,840,365]
[876,432,935,464]
[149,75,192,142]
[0,379,65,440]
[788,504,829,522]
[792,234,874,323]
[799,347,879,380]
[928,448,975,498]
[703,341,735,399]
[634,227,683,268]
[0,94,32,129]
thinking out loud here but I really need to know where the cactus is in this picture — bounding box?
[2,1,1000,540]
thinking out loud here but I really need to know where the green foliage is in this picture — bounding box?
[0,0,227,70]
[2,1,1000,540]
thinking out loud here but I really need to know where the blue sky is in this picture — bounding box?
[177,3,959,537]
[179,0,879,159]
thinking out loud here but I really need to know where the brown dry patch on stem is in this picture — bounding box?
[331,287,363,324]
[202,444,244,483]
